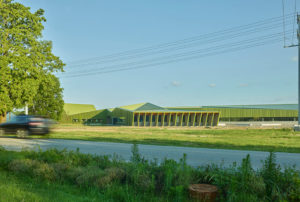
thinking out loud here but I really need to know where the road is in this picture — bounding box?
[0,137,299,170]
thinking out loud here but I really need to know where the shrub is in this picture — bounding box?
[8,159,39,175]
[1,146,300,201]
[96,167,126,188]
[51,162,69,181]
[33,162,56,181]
[76,170,104,187]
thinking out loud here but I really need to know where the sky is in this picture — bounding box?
[17,0,299,109]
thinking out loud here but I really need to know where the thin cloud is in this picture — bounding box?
[238,83,249,87]
[292,56,298,62]
[208,83,216,88]
[170,81,181,87]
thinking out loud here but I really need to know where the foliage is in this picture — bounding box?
[0,0,64,120]
[0,146,300,201]
[29,74,64,120]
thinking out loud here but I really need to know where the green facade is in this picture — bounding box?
[61,103,297,124]
[62,109,112,124]
[63,103,96,116]
[167,104,298,121]
[112,103,220,127]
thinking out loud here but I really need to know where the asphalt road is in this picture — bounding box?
[0,137,299,170]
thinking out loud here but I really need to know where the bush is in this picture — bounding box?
[75,166,105,187]
[8,159,39,175]
[33,162,56,181]
[0,146,300,201]
[96,167,126,188]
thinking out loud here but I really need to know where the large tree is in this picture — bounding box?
[29,73,64,120]
[0,0,64,122]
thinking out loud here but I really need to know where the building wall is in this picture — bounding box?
[63,103,96,116]
[167,107,298,121]
[111,108,134,126]
[61,109,112,124]
[131,112,220,127]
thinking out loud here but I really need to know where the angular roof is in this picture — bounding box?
[119,102,165,111]
[64,103,96,115]
[201,104,298,110]
[168,104,298,111]
[67,109,110,119]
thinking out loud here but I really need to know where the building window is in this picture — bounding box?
[152,115,156,122]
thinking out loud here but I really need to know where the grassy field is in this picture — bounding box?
[33,125,300,153]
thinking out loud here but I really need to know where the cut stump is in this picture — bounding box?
[189,184,218,202]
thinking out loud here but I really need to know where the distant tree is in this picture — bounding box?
[0,0,64,122]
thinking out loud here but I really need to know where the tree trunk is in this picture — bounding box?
[0,113,6,123]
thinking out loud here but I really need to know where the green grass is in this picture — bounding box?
[0,169,102,202]
[34,126,300,153]
[0,146,299,201]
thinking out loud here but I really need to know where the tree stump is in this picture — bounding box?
[189,184,218,202]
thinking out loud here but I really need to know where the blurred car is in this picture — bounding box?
[0,115,53,137]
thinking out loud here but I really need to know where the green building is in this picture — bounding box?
[63,103,96,116]
[62,102,297,125]
[62,103,220,127]
[112,103,220,127]
[167,104,298,122]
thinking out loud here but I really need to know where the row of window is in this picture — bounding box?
[134,114,214,123]
[72,119,103,123]
[220,117,298,122]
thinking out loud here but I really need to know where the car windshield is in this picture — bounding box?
[9,116,28,123]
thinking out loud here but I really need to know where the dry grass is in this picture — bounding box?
[36,125,300,153]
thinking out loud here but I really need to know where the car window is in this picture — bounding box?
[9,116,28,123]
[29,117,44,122]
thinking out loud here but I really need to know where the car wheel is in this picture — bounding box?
[16,129,29,138]
[0,129,5,136]
[43,128,49,135]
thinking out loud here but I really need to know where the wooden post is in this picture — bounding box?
[192,113,196,127]
[150,113,153,127]
[137,113,141,127]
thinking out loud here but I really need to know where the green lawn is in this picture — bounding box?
[0,169,102,202]
[35,126,300,153]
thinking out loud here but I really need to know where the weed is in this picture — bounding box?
[0,147,299,201]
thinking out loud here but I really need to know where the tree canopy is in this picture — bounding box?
[0,0,65,121]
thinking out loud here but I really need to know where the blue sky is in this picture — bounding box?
[17,0,298,109]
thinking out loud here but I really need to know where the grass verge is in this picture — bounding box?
[34,126,300,153]
[0,145,300,201]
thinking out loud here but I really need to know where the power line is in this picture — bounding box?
[61,39,282,78]
[63,31,289,75]
[65,19,294,69]
[60,31,290,78]
[66,14,296,66]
